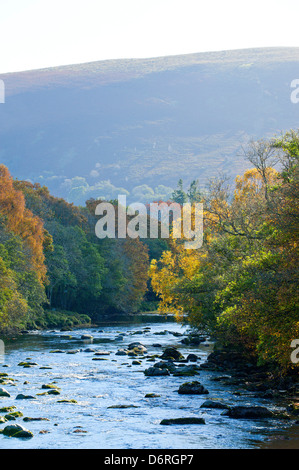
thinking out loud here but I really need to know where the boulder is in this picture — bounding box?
[181,335,206,346]
[160,347,184,361]
[16,394,36,400]
[200,400,230,410]
[178,381,209,395]
[81,334,93,340]
[225,406,275,419]
[160,417,205,425]
[153,361,177,373]
[4,411,23,420]
[144,367,170,376]
[41,384,60,390]
[128,343,147,354]
[187,354,199,362]
[2,424,33,438]
[115,349,129,356]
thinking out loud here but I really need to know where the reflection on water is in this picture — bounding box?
[0,318,297,449]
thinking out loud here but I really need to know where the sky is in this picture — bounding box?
[0,0,299,74]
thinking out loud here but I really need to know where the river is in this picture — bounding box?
[0,316,297,449]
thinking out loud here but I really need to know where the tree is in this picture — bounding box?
[150,130,299,373]
[171,179,188,204]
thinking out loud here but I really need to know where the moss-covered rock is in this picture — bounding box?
[41,384,61,390]
[200,400,230,410]
[17,362,38,367]
[144,367,170,376]
[225,406,275,419]
[4,411,23,420]
[0,406,16,413]
[160,347,184,361]
[2,424,33,438]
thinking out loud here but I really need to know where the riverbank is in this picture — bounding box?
[1,310,175,337]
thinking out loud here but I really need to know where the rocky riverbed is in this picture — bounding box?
[0,319,298,449]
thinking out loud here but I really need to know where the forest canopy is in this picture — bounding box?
[150,130,299,372]
[0,129,298,375]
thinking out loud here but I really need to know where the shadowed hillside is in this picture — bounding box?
[0,47,298,204]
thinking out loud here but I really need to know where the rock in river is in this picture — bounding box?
[160,417,205,425]
[16,394,36,400]
[0,388,10,398]
[160,347,184,361]
[200,400,230,410]
[144,367,170,376]
[178,381,209,395]
[81,334,93,340]
[2,424,33,438]
[224,406,275,419]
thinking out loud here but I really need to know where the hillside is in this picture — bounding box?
[0,47,298,204]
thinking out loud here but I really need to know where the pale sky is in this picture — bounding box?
[1,0,299,73]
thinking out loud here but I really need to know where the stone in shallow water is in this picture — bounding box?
[2,424,33,438]
[115,349,129,356]
[23,417,50,422]
[160,417,205,425]
[107,404,139,409]
[225,406,275,419]
[4,411,23,420]
[187,354,199,362]
[57,399,77,404]
[200,400,230,410]
[144,367,170,376]
[178,381,209,395]
[41,384,60,390]
[0,406,16,413]
[0,387,10,397]
[160,347,184,361]
[16,394,36,400]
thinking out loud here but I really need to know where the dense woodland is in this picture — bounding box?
[151,130,299,373]
[0,129,298,374]
[0,167,159,331]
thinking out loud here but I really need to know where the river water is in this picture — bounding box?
[0,317,297,449]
